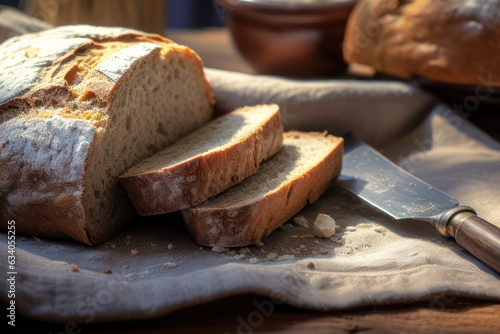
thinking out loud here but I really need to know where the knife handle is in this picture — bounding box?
[446,210,500,274]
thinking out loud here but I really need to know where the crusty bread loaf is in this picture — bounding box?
[343,0,500,86]
[181,131,343,247]
[120,104,283,215]
[0,25,214,245]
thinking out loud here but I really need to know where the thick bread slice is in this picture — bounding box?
[120,104,284,215]
[0,25,214,245]
[181,131,344,247]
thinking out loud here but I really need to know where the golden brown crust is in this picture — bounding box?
[181,131,344,248]
[119,105,283,215]
[343,0,500,86]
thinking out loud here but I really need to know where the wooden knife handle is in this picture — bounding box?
[447,211,500,274]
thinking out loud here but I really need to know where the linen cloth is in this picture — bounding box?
[1,69,499,323]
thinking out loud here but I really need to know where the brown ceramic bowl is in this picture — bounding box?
[217,0,358,78]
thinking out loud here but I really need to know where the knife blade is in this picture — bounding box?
[337,136,500,274]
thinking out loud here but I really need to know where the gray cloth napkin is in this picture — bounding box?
[1,69,499,323]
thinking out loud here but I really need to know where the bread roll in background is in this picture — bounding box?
[343,0,500,87]
[0,25,214,245]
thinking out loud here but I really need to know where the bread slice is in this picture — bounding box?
[0,25,214,245]
[119,104,284,215]
[181,131,344,247]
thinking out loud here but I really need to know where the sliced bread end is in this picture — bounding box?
[181,131,344,247]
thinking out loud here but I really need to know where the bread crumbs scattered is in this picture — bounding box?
[130,249,139,255]
[291,235,299,238]
[307,262,315,269]
[70,264,79,272]
[105,242,116,248]
[278,255,295,261]
[346,226,357,231]
[102,270,112,274]
[320,250,328,254]
[233,254,245,259]
[211,246,229,253]
[255,241,265,248]
[300,244,306,249]
[164,262,177,269]
[124,273,135,278]
[168,244,173,250]
[228,250,237,255]
[314,240,320,245]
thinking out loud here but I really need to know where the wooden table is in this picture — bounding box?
[17,28,500,334]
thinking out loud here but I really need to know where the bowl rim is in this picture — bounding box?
[216,0,358,11]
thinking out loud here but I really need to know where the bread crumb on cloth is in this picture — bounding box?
[293,215,309,227]
[313,213,336,238]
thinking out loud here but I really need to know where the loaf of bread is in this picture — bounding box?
[0,25,214,245]
[343,0,500,86]
[120,104,283,215]
[182,131,344,247]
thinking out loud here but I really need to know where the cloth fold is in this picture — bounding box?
[1,70,499,323]
[205,68,438,147]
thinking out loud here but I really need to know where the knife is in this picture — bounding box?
[337,136,500,274]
